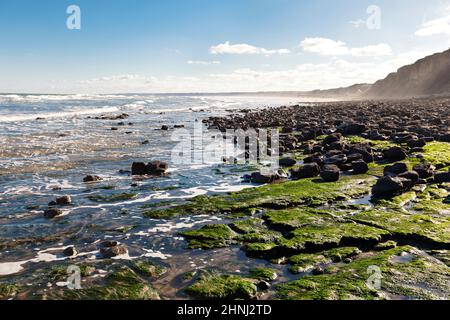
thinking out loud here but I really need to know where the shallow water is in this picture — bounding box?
[0,94,300,280]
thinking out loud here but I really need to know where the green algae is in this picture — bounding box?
[186,271,257,300]
[277,221,389,251]
[276,246,450,300]
[249,268,278,281]
[263,208,332,231]
[413,186,450,216]
[144,174,375,219]
[0,283,18,300]
[179,224,237,249]
[132,260,167,278]
[288,247,360,274]
[231,218,282,244]
[375,241,398,251]
[421,142,450,168]
[351,209,450,247]
[46,266,160,300]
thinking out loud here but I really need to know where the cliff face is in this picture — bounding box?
[366,48,450,99]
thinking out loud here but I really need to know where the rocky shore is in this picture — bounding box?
[1,98,449,301]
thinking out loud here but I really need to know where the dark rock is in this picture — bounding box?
[398,171,419,184]
[251,172,284,184]
[352,160,369,174]
[56,195,72,206]
[100,240,119,248]
[413,163,435,179]
[132,162,147,175]
[63,246,77,257]
[142,140,150,145]
[323,133,342,145]
[44,208,63,219]
[324,154,347,166]
[339,123,368,135]
[434,172,450,183]
[312,266,325,275]
[257,281,271,290]
[383,147,407,161]
[320,165,340,182]
[132,161,169,176]
[100,245,127,259]
[291,163,320,180]
[372,176,408,198]
[407,138,426,148]
[279,157,297,167]
[384,163,408,176]
[83,175,102,183]
[161,125,169,131]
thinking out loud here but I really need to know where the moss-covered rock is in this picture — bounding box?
[277,221,389,252]
[249,268,278,281]
[0,283,18,300]
[132,260,167,278]
[231,218,282,244]
[263,208,332,231]
[179,224,237,249]
[46,266,160,300]
[186,272,257,300]
[276,246,450,300]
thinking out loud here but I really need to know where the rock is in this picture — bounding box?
[434,172,450,183]
[141,140,150,145]
[83,175,102,183]
[100,245,128,259]
[348,146,374,163]
[44,208,63,219]
[384,163,408,176]
[383,147,407,161]
[413,163,435,179]
[291,163,320,179]
[257,281,271,290]
[251,172,284,184]
[324,154,347,166]
[323,133,342,145]
[339,123,368,135]
[132,161,169,176]
[372,176,408,198]
[398,171,419,184]
[407,138,426,148]
[312,266,325,275]
[352,160,369,174]
[100,240,119,248]
[56,195,72,206]
[279,157,297,167]
[63,246,77,257]
[161,125,169,131]
[320,165,340,182]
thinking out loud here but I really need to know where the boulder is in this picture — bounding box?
[132,161,169,176]
[83,175,102,183]
[412,163,435,179]
[251,172,284,184]
[63,246,78,257]
[407,138,426,148]
[434,172,450,183]
[320,165,340,182]
[100,245,128,259]
[383,147,407,162]
[291,163,321,180]
[279,157,297,167]
[56,196,72,206]
[372,176,408,198]
[323,133,342,145]
[398,171,419,184]
[324,154,347,166]
[384,163,408,176]
[44,208,63,219]
[352,160,369,174]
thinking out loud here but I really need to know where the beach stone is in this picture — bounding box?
[413,163,435,179]
[44,208,63,219]
[132,162,147,175]
[251,172,283,184]
[323,133,342,145]
[372,176,407,198]
[324,154,347,166]
[407,138,426,148]
[257,281,271,290]
[161,125,169,131]
[383,147,407,161]
[100,240,119,248]
[434,172,450,183]
[279,157,297,167]
[100,245,127,259]
[291,163,320,180]
[352,160,369,174]
[83,175,102,183]
[63,246,77,257]
[56,195,72,206]
[384,163,408,176]
[398,171,420,184]
[320,165,340,182]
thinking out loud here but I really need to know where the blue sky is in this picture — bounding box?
[1,0,450,93]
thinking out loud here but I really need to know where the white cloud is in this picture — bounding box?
[210,41,290,55]
[187,60,221,65]
[415,11,450,36]
[300,37,392,57]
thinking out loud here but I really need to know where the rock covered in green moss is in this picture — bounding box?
[277,246,450,300]
[186,272,257,300]
[0,283,18,300]
[231,218,282,244]
[249,268,278,281]
[179,224,237,249]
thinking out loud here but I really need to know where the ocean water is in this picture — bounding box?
[0,93,299,279]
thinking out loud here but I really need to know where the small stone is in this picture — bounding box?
[352,160,369,174]
[83,175,102,183]
[279,157,297,167]
[161,125,169,131]
[44,208,63,219]
[63,246,77,257]
[56,195,72,206]
[383,147,407,161]
[384,163,408,176]
[312,266,325,275]
[320,165,340,182]
[100,245,127,258]
[257,281,271,290]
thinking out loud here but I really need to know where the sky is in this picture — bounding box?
[1,0,450,94]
